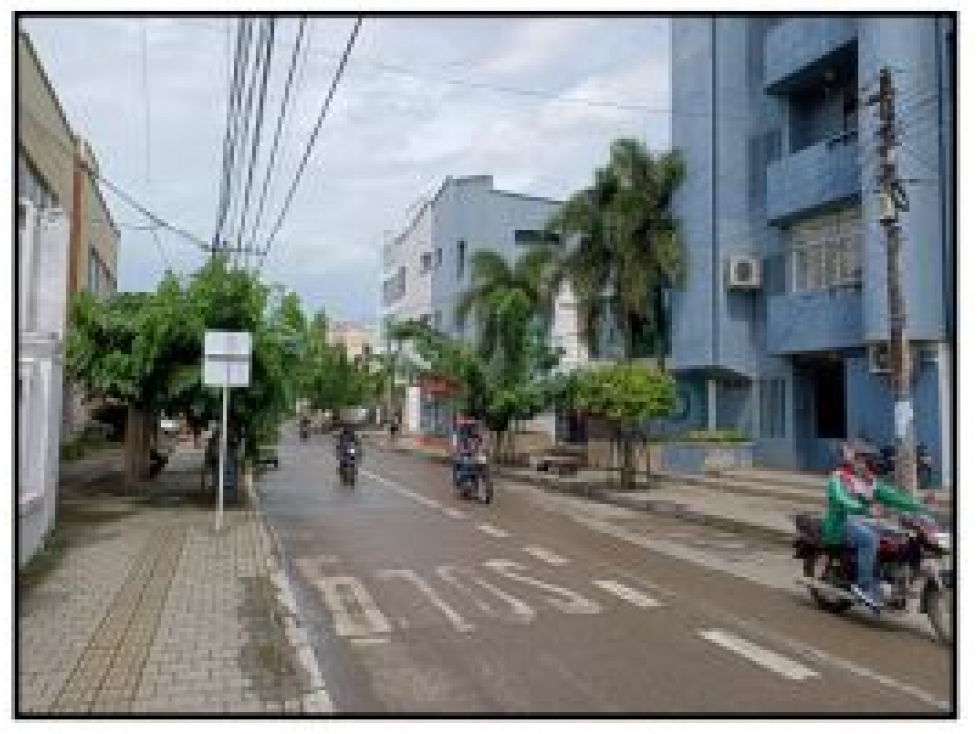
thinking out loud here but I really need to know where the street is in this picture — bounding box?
[257,430,952,715]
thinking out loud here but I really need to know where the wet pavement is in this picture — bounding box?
[255,430,954,715]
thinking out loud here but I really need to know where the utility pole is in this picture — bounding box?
[870,66,917,496]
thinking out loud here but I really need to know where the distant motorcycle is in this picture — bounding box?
[793,511,953,644]
[337,443,359,486]
[454,448,492,504]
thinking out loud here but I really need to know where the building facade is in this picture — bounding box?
[669,15,954,484]
[328,321,374,362]
[18,30,121,439]
[381,175,581,435]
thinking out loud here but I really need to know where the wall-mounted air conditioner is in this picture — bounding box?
[727,254,762,290]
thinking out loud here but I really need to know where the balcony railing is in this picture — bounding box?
[766,131,860,224]
[764,17,858,94]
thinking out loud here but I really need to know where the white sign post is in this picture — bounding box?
[203,331,252,533]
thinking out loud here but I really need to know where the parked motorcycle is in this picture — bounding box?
[793,511,953,644]
[338,443,358,486]
[454,449,493,504]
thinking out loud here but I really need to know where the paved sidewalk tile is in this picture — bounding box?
[18,446,305,715]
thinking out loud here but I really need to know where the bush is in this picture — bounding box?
[681,429,750,443]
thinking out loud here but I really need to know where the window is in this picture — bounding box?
[17,153,58,210]
[790,207,862,293]
[383,266,406,305]
[515,229,561,247]
[454,309,466,336]
[435,248,442,268]
[87,246,113,296]
[420,252,432,273]
[457,240,466,279]
[759,378,786,438]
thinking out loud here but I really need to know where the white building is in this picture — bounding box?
[18,201,71,566]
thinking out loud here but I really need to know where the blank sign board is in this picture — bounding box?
[203,330,252,387]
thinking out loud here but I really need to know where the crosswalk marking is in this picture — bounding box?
[477,523,510,538]
[377,568,475,633]
[592,580,663,608]
[522,546,569,566]
[698,629,820,681]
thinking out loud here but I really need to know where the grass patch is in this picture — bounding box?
[60,432,120,462]
[18,524,70,590]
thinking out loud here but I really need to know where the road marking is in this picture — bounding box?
[698,629,820,681]
[305,574,392,639]
[485,559,601,614]
[377,569,475,633]
[477,523,510,538]
[349,637,390,646]
[363,469,451,513]
[437,565,536,622]
[442,506,468,520]
[592,579,663,608]
[522,545,569,566]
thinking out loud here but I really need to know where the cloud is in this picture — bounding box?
[21,16,670,323]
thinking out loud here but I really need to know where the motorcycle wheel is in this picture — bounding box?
[923,581,952,645]
[807,556,854,614]
[481,474,493,504]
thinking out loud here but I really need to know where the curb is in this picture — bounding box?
[246,472,335,714]
[371,440,798,546]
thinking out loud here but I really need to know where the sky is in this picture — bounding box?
[22,15,672,325]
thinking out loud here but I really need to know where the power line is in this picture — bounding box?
[256,16,363,272]
[245,17,307,258]
[235,18,277,268]
[21,106,210,251]
[214,19,249,248]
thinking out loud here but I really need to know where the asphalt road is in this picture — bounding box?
[257,430,954,715]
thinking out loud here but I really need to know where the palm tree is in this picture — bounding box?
[455,245,559,380]
[551,138,685,368]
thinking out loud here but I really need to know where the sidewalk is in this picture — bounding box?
[17,443,309,715]
[370,433,953,545]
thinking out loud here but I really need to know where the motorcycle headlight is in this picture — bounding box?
[477,453,488,464]
[931,531,951,552]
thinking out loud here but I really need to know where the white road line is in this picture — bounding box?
[477,523,510,538]
[698,629,820,682]
[349,637,390,646]
[442,507,468,520]
[363,469,456,515]
[437,565,536,623]
[592,579,663,608]
[485,559,601,615]
[522,545,569,566]
[308,574,392,639]
[377,569,475,633]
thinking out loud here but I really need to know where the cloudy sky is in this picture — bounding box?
[23,15,671,325]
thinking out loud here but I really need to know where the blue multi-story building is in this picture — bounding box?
[669,16,954,485]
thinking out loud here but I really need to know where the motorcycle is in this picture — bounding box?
[337,443,358,486]
[793,511,953,644]
[299,422,310,442]
[454,449,493,504]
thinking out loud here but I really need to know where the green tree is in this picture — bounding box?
[573,362,676,488]
[455,245,559,381]
[551,138,685,366]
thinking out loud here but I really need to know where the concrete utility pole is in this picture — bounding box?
[870,67,917,496]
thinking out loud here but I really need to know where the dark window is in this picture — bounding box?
[421,252,432,273]
[435,247,442,268]
[515,229,561,247]
[813,361,846,439]
[457,240,466,279]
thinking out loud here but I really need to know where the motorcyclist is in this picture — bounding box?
[823,441,929,610]
[451,416,483,484]
[335,423,362,462]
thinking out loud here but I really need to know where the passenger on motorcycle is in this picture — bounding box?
[451,416,484,484]
[824,441,928,610]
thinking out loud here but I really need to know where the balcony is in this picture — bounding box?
[766,288,863,355]
[765,132,860,224]
[764,17,857,94]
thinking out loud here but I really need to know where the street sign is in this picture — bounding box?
[202,330,252,533]
[203,331,252,387]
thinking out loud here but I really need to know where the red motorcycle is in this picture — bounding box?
[793,511,953,644]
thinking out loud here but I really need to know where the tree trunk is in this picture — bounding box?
[123,405,152,487]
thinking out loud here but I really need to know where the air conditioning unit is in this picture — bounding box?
[868,342,891,374]
[727,255,761,290]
